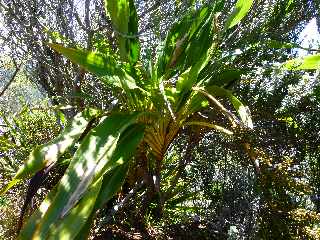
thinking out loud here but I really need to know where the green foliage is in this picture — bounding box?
[2,0,319,239]
[284,54,320,70]
[104,0,140,63]
[0,108,99,195]
[3,2,256,238]
[18,113,144,239]
[224,0,254,29]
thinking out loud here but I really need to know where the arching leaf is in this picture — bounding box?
[206,85,253,128]
[20,113,142,239]
[225,0,254,29]
[48,43,118,78]
[0,108,99,195]
[104,0,140,64]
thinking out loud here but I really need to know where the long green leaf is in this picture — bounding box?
[72,163,131,240]
[283,54,320,70]
[127,0,140,64]
[104,0,140,63]
[94,124,144,206]
[184,86,252,128]
[50,124,144,239]
[225,0,254,29]
[49,43,118,78]
[19,187,57,239]
[183,11,215,68]
[49,43,144,93]
[93,123,145,182]
[24,113,140,239]
[47,178,103,240]
[0,108,99,195]
[156,6,211,78]
[175,43,214,112]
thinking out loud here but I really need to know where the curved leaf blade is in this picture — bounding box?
[47,178,103,240]
[0,109,99,195]
[225,0,254,29]
[49,43,118,77]
[49,43,143,92]
[24,113,141,239]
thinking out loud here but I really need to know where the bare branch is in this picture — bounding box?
[0,64,21,97]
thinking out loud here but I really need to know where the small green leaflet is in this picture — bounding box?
[283,54,320,70]
[225,0,254,29]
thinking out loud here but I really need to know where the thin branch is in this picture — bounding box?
[84,0,91,31]
[0,64,21,97]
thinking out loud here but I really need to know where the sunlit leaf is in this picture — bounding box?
[47,178,103,239]
[49,43,144,93]
[104,0,140,63]
[283,54,320,70]
[225,0,254,29]
[71,162,131,240]
[0,109,99,195]
[49,43,118,77]
[23,113,141,239]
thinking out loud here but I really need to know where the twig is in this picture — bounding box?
[0,64,21,97]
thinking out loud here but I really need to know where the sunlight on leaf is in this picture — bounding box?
[283,54,320,70]
[225,0,254,29]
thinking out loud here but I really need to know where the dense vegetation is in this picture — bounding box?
[0,0,320,239]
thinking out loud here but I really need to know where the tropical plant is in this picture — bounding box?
[2,0,320,238]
